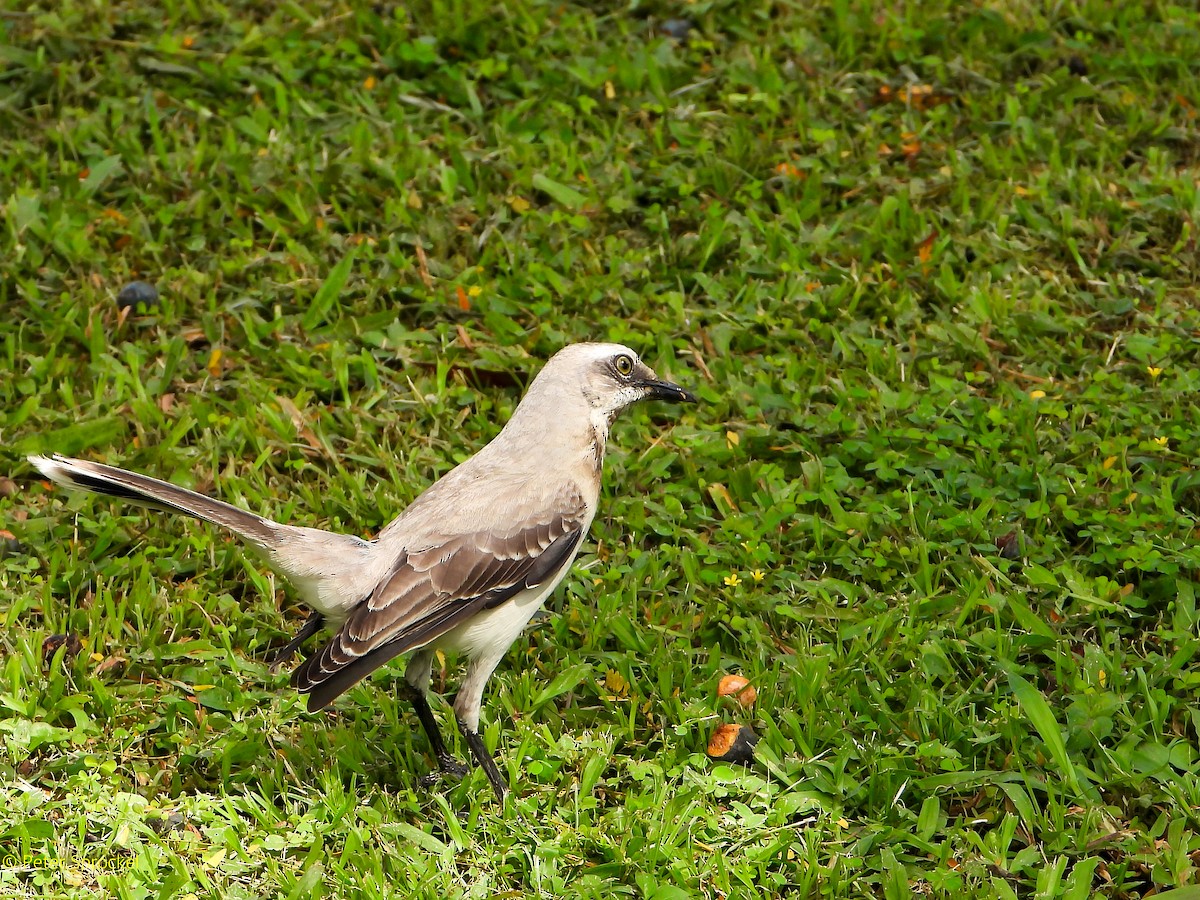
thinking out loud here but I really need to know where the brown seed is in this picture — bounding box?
[706,723,759,764]
[718,674,757,707]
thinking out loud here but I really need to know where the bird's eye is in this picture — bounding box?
[614,355,634,376]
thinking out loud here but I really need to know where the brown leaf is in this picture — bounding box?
[276,396,323,453]
[95,656,128,676]
[42,633,83,665]
[995,530,1021,560]
[916,230,937,265]
[415,245,433,289]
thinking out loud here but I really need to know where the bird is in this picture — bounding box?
[29,342,697,799]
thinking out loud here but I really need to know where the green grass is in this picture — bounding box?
[3,0,1200,896]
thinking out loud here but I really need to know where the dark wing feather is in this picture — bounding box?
[292,501,586,711]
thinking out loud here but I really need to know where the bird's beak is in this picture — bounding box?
[636,378,698,404]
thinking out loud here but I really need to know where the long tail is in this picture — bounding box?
[29,454,281,548]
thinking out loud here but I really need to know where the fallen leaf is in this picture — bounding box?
[916,230,937,266]
[707,482,737,515]
[995,530,1021,560]
[415,245,433,289]
[43,633,84,664]
[276,396,323,453]
[95,656,127,676]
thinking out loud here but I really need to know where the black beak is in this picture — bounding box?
[637,378,698,404]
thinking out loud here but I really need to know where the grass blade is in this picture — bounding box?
[1005,669,1088,799]
[303,247,356,331]
[532,173,587,209]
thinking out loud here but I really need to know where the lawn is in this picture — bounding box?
[3,0,1200,897]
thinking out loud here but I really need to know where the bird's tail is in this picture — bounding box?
[29,454,281,548]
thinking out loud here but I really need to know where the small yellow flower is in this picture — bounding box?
[1153,436,1169,448]
[1029,389,1046,400]
[724,573,741,587]
[468,285,483,298]
[750,569,765,583]
[1147,366,1163,379]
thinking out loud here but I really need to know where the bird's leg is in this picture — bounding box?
[458,720,508,800]
[403,649,468,781]
[453,652,509,801]
[401,683,468,779]
[268,612,324,672]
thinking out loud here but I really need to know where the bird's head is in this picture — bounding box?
[542,342,697,427]
[488,342,696,472]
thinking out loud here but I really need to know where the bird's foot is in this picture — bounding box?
[438,753,470,779]
[418,754,470,789]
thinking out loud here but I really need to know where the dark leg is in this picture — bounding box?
[459,721,508,801]
[268,612,324,671]
[399,681,468,780]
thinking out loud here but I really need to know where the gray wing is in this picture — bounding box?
[291,498,587,711]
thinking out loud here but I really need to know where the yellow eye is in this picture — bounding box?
[614,355,634,376]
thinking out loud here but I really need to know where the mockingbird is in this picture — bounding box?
[29,342,696,799]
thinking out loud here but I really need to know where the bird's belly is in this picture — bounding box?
[434,578,562,659]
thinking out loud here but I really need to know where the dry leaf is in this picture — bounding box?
[707,482,737,514]
[95,656,128,676]
[916,231,937,265]
[276,396,323,452]
[415,245,433,289]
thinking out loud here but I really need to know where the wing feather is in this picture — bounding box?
[291,487,588,710]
